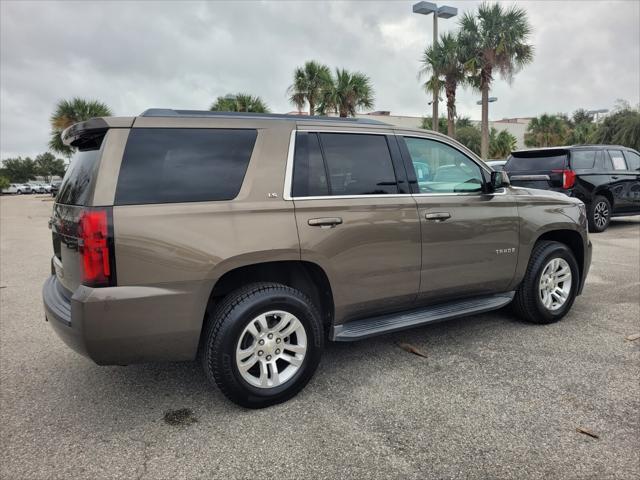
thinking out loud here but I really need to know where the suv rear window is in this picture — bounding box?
[506,152,568,171]
[115,128,257,205]
[56,137,105,206]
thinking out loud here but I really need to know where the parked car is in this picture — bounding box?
[16,184,32,194]
[2,183,19,194]
[486,160,507,171]
[50,181,61,197]
[30,183,48,193]
[43,110,592,408]
[504,145,640,232]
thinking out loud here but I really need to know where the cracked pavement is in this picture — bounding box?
[1,195,639,479]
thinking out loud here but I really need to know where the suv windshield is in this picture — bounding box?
[506,152,568,171]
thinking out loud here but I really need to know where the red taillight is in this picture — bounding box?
[79,209,112,287]
[552,169,576,189]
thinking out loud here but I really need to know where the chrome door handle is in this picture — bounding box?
[611,175,619,179]
[425,212,451,221]
[308,217,343,227]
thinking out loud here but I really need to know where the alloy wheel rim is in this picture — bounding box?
[538,258,572,311]
[594,201,609,228]
[235,310,307,389]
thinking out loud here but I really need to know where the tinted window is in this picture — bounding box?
[570,150,595,169]
[292,133,328,197]
[318,133,398,195]
[115,128,256,205]
[56,136,105,206]
[505,153,567,171]
[403,137,483,193]
[608,150,628,171]
[624,150,640,171]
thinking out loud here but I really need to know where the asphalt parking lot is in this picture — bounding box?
[1,194,638,480]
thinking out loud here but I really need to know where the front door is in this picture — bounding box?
[289,129,422,322]
[397,134,519,302]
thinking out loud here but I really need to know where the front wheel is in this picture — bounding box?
[513,241,579,324]
[201,282,324,408]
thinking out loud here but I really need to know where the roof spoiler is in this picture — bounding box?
[61,117,135,147]
[61,118,110,147]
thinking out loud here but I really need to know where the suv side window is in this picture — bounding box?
[402,137,483,193]
[292,132,329,197]
[317,133,398,196]
[608,150,628,171]
[623,150,640,171]
[115,128,257,205]
[570,150,596,170]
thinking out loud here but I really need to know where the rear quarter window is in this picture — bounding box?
[505,153,568,171]
[115,128,257,205]
[569,150,596,169]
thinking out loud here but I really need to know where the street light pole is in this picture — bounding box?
[413,1,457,132]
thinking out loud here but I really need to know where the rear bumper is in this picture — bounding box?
[43,275,207,365]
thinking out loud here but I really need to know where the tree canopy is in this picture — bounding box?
[210,93,270,113]
[50,98,112,157]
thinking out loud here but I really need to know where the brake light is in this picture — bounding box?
[79,209,112,287]
[552,169,576,189]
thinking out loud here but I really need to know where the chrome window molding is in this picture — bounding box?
[283,128,506,201]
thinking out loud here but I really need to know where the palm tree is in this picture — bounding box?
[317,69,374,117]
[287,61,332,115]
[524,114,569,147]
[420,32,467,137]
[210,93,270,113]
[459,2,534,159]
[49,98,112,157]
[489,128,517,158]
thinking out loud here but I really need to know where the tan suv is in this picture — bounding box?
[43,109,592,408]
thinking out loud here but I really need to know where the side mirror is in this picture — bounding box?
[490,170,510,190]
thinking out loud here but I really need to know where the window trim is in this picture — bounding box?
[284,129,497,201]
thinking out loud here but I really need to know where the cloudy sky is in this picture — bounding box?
[1,0,639,158]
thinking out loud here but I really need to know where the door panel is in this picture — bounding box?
[414,194,519,301]
[295,197,421,321]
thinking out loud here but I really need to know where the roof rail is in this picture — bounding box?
[139,108,390,125]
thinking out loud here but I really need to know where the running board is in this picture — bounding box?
[332,292,515,341]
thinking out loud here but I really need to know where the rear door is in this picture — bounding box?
[397,134,519,302]
[505,150,568,192]
[607,149,636,213]
[290,129,421,322]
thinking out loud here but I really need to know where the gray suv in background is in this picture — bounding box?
[43,109,592,408]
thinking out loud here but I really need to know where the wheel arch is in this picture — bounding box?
[592,188,614,208]
[204,260,335,335]
[535,229,585,283]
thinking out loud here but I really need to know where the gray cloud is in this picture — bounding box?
[1,0,639,158]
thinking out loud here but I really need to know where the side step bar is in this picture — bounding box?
[332,292,515,341]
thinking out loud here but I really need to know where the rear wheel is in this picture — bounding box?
[513,241,579,324]
[588,195,611,232]
[201,282,323,408]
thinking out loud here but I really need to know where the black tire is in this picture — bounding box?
[587,195,611,233]
[201,282,324,408]
[513,241,579,324]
